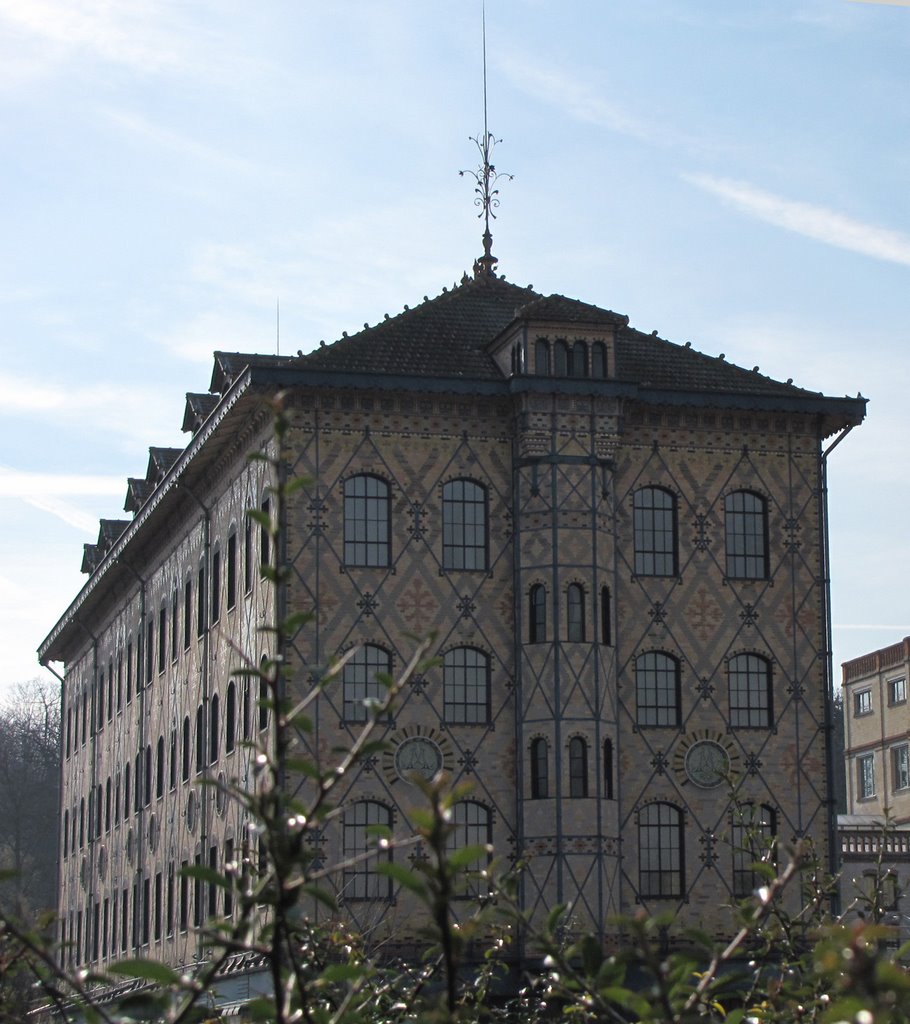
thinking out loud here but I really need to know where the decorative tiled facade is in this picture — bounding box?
[42,271,865,971]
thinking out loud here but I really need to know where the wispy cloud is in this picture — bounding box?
[685,174,910,267]
[0,466,124,533]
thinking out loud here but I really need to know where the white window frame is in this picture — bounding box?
[854,689,872,716]
[858,754,875,800]
[893,744,910,792]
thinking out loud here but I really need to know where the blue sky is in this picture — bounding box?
[1,0,908,694]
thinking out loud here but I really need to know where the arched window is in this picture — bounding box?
[259,676,269,732]
[181,717,190,782]
[210,694,220,764]
[342,801,392,900]
[79,798,85,848]
[210,546,221,625]
[114,773,120,825]
[448,801,492,897]
[639,803,684,898]
[570,340,587,378]
[226,530,237,610]
[567,584,585,642]
[343,644,391,722]
[554,340,569,376]
[144,745,152,807]
[600,585,612,646]
[196,706,205,773]
[442,479,487,571]
[530,738,548,799]
[134,752,142,812]
[344,475,390,567]
[169,729,177,790]
[443,647,490,724]
[591,341,607,378]
[226,682,236,754]
[242,683,251,740]
[63,810,69,858]
[569,737,588,797]
[535,338,550,375]
[105,777,112,831]
[603,738,614,800]
[196,561,206,637]
[529,584,546,644]
[731,804,776,898]
[636,652,681,727]
[725,491,768,579]
[183,578,192,651]
[260,496,272,576]
[156,737,164,799]
[633,487,677,576]
[123,764,130,820]
[728,654,772,728]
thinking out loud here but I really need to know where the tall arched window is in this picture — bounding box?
[442,479,487,571]
[530,738,548,799]
[639,803,684,898]
[123,765,130,820]
[144,745,152,807]
[344,475,390,567]
[725,491,768,579]
[591,341,607,378]
[569,737,588,797]
[603,738,614,800]
[156,737,164,799]
[600,585,612,646]
[226,682,236,753]
[343,644,391,722]
[535,338,550,375]
[553,340,569,376]
[210,694,220,764]
[633,487,677,576]
[195,706,205,773]
[105,778,112,831]
[63,810,69,858]
[570,340,587,378]
[529,584,547,644]
[636,652,681,727]
[259,676,269,732]
[181,717,190,782]
[728,654,772,728]
[443,647,490,724]
[342,801,392,900]
[210,546,221,625]
[567,584,585,642]
[448,801,492,898]
[731,803,776,898]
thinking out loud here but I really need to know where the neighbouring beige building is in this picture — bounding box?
[41,259,866,980]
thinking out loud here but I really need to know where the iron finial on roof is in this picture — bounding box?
[460,1,512,278]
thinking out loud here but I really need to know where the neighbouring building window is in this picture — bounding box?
[638,802,684,899]
[858,753,875,799]
[443,647,490,724]
[854,689,872,716]
[636,652,681,727]
[569,737,588,797]
[889,677,907,705]
[344,475,390,567]
[448,801,492,898]
[342,801,392,900]
[725,491,768,579]
[530,738,548,799]
[728,653,772,728]
[893,744,910,791]
[529,584,546,644]
[633,487,677,576]
[731,803,776,899]
[343,644,391,722]
[566,583,585,642]
[442,479,487,571]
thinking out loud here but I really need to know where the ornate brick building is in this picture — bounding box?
[41,265,864,974]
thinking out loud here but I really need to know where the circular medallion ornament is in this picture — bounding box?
[394,736,444,782]
[684,740,730,788]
